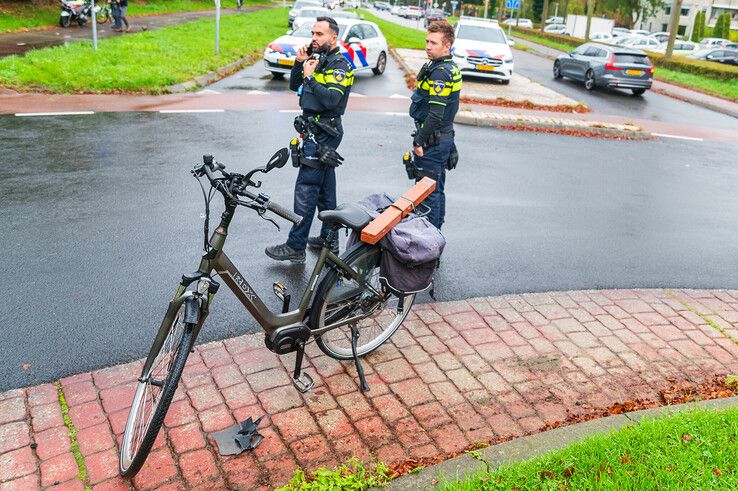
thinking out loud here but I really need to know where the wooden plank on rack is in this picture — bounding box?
[360,177,436,245]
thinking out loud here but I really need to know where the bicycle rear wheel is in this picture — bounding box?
[119,305,194,477]
[311,243,415,360]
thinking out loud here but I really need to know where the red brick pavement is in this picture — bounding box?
[2,289,738,490]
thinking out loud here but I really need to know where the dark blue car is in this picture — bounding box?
[553,43,654,95]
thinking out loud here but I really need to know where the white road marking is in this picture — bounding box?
[652,133,704,142]
[247,90,268,95]
[159,109,225,114]
[279,109,301,113]
[390,94,410,99]
[198,89,221,94]
[351,92,366,97]
[15,111,94,117]
[384,112,407,116]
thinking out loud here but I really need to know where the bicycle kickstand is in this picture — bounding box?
[292,340,314,393]
[350,324,370,392]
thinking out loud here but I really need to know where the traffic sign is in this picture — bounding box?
[505,0,520,9]
[450,0,458,8]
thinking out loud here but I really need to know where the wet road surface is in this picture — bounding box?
[3,110,738,390]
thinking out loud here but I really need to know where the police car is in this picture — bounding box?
[263,18,389,79]
[451,16,515,84]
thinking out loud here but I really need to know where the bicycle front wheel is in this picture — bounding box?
[311,244,415,360]
[119,305,194,477]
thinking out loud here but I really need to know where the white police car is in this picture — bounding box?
[452,16,515,83]
[263,18,389,79]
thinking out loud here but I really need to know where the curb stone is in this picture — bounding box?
[455,109,650,139]
[166,54,260,93]
[380,395,738,490]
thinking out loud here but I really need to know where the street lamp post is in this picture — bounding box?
[215,0,221,55]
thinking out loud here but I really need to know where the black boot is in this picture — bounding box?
[265,243,306,264]
[307,236,339,254]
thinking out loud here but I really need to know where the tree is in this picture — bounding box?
[714,12,731,39]
[691,10,704,42]
[604,0,666,29]
[533,0,544,21]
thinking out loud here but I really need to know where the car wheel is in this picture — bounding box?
[372,51,387,75]
[270,72,285,80]
[553,61,562,79]
[500,79,511,85]
[631,88,646,96]
[584,70,596,91]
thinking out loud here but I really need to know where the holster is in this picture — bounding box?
[412,121,440,148]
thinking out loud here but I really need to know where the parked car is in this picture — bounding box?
[545,16,564,24]
[332,10,359,19]
[404,6,423,19]
[589,32,613,42]
[649,40,700,56]
[611,27,630,37]
[452,17,515,84]
[553,43,654,95]
[613,35,640,46]
[630,29,650,37]
[503,18,533,28]
[699,38,733,49]
[622,36,661,50]
[544,23,567,35]
[688,48,738,66]
[264,18,389,78]
[373,1,391,10]
[390,5,403,15]
[292,6,330,28]
[649,31,685,44]
[424,8,446,27]
[288,0,322,27]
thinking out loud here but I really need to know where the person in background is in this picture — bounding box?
[116,0,130,32]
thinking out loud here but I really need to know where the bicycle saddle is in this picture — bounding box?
[318,203,372,231]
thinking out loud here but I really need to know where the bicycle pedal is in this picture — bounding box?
[272,282,287,301]
[292,372,314,393]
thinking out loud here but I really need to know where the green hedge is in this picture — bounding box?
[511,26,738,82]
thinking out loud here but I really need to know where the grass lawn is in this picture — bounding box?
[0,0,266,33]
[510,29,738,102]
[354,9,425,49]
[0,7,287,93]
[438,407,738,490]
[653,66,738,102]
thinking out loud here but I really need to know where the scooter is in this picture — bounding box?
[60,0,99,28]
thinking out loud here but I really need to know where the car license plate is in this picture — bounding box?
[625,69,643,76]
[476,64,494,72]
[278,59,295,66]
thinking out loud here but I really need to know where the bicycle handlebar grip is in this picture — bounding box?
[267,200,302,225]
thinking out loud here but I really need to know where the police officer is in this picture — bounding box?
[408,21,461,230]
[266,16,354,263]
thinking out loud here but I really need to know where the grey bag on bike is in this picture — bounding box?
[350,194,445,296]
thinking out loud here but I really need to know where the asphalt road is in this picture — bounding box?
[3,109,738,391]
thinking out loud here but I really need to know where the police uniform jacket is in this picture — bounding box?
[409,55,462,147]
[290,46,354,119]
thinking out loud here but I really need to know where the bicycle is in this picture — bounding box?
[96,0,113,24]
[119,137,422,477]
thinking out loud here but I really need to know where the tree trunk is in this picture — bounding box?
[664,0,683,59]
[584,0,593,41]
[540,0,549,31]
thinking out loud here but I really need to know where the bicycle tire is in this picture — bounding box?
[311,243,415,360]
[97,8,110,24]
[119,312,195,477]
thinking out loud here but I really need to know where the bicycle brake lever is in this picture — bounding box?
[258,210,281,231]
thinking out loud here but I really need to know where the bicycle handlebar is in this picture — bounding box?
[196,155,301,226]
